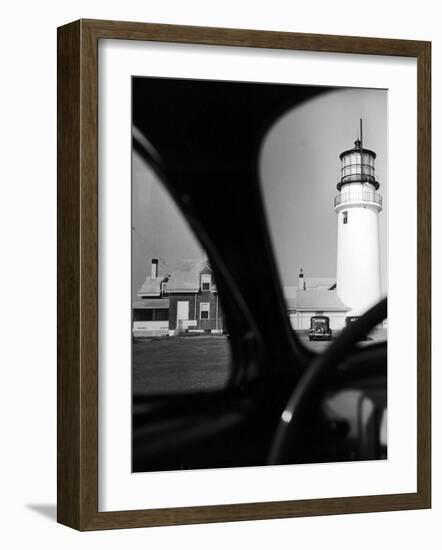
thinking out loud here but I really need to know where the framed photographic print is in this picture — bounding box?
[57,19,431,530]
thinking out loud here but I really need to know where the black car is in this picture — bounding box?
[308,316,333,341]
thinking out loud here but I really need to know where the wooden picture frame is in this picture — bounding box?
[57,19,431,530]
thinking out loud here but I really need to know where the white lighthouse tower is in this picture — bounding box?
[334,120,382,317]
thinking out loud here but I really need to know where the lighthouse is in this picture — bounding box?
[334,120,382,317]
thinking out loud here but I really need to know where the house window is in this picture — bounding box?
[135,309,154,321]
[201,273,212,291]
[133,309,170,321]
[200,302,210,320]
[343,211,348,224]
[154,309,169,321]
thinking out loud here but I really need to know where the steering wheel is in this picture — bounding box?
[268,297,387,465]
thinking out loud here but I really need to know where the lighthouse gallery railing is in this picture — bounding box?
[334,191,382,208]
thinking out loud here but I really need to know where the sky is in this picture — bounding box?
[132,86,388,299]
[260,87,388,293]
[132,151,203,298]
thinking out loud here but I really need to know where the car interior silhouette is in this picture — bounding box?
[132,77,387,473]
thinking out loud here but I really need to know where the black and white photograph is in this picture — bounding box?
[0,0,436,543]
[131,77,388,473]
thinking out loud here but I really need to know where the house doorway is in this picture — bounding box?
[177,301,189,331]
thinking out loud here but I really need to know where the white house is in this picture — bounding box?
[284,277,350,330]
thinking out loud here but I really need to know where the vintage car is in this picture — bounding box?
[132,77,387,472]
[308,316,333,341]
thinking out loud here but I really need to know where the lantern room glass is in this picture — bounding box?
[341,151,375,181]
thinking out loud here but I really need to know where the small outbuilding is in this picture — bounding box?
[286,289,350,330]
[284,272,350,330]
[132,259,170,336]
[132,298,170,337]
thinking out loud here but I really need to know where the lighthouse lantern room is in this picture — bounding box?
[334,120,383,317]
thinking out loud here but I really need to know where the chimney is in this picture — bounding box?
[298,268,305,291]
[151,259,158,279]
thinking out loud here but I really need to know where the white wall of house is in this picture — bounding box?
[133,321,169,336]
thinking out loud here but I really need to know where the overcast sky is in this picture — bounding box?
[132,86,387,299]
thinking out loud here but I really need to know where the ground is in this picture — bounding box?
[132,330,386,395]
[133,335,231,395]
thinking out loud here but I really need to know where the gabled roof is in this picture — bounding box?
[284,278,336,298]
[166,259,210,293]
[305,277,336,290]
[294,289,350,312]
[137,276,164,297]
